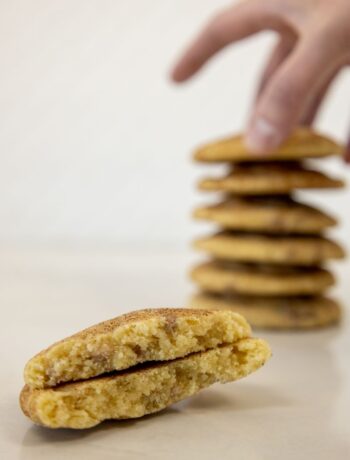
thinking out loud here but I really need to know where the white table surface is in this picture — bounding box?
[1,246,349,459]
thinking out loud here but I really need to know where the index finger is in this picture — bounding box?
[171,1,282,82]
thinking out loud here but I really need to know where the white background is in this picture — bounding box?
[0,0,349,249]
[1,4,350,455]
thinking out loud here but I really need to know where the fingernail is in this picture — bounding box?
[245,118,282,155]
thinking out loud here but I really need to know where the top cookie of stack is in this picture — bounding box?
[194,127,343,163]
[190,127,346,329]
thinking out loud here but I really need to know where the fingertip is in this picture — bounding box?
[170,59,197,83]
[245,117,284,156]
[244,136,269,156]
[170,64,186,83]
[170,71,183,83]
[169,71,178,83]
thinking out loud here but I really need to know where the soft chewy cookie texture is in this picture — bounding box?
[21,308,271,429]
[24,308,250,389]
[21,338,271,429]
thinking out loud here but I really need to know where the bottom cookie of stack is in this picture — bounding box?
[189,293,341,330]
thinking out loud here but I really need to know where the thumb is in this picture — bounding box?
[245,35,338,154]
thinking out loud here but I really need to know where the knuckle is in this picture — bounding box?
[206,14,227,46]
[310,20,350,59]
[328,12,350,46]
[269,79,305,110]
[334,26,350,53]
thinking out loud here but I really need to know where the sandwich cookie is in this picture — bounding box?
[20,308,270,428]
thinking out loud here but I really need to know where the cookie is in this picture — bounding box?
[190,293,341,329]
[20,337,271,428]
[194,231,345,265]
[191,261,334,296]
[198,162,344,195]
[193,196,336,234]
[24,308,250,389]
[194,127,343,163]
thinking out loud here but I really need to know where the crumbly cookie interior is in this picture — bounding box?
[25,309,250,389]
[21,338,271,429]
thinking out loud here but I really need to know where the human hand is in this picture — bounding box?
[171,0,350,162]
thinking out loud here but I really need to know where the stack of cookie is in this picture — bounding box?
[190,127,346,329]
